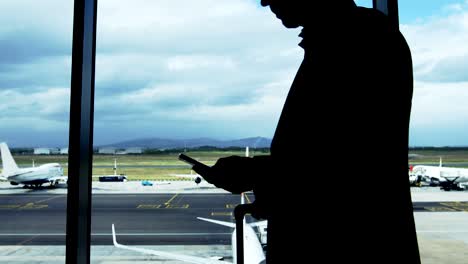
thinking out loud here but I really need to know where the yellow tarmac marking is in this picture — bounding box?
[0,203,48,210]
[17,235,39,246]
[225,204,235,209]
[165,204,189,209]
[164,194,179,205]
[35,195,65,204]
[19,203,48,209]
[137,204,162,209]
[137,204,189,209]
[440,202,468,212]
[0,205,21,209]
[244,194,252,204]
[425,207,458,212]
[211,212,232,216]
[0,194,62,210]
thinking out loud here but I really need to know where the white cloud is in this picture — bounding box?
[403,1,468,145]
[0,87,70,142]
[0,0,301,146]
[444,1,468,13]
[6,1,468,146]
[411,81,468,126]
[0,1,73,34]
[0,88,70,116]
[402,3,468,83]
[0,116,67,132]
[167,55,236,72]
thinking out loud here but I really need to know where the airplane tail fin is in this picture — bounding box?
[0,142,19,176]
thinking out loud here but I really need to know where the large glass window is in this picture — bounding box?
[91,0,301,261]
[404,1,468,262]
[0,1,73,262]
[9,1,460,263]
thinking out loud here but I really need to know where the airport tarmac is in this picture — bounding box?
[0,245,232,264]
[0,180,228,194]
[0,183,467,263]
[410,187,468,264]
[0,193,252,245]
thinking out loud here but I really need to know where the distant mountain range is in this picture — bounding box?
[98,137,272,149]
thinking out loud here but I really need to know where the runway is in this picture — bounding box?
[2,189,468,264]
[2,191,467,246]
[413,201,468,212]
[0,193,256,246]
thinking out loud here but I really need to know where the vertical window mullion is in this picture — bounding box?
[373,0,399,29]
[66,0,98,263]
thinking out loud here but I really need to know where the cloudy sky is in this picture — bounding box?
[1,0,468,147]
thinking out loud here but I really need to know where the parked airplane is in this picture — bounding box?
[410,157,468,191]
[0,142,66,188]
[112,193,267,264]
[173,147,250,185]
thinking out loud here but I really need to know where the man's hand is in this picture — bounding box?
[193,156,255,194]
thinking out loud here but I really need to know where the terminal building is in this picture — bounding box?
[33,148,51,155]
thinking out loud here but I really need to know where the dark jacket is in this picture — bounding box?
[254,6,420,263]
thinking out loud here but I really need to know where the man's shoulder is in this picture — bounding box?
[346,6,404,46]
[352,6,391,29]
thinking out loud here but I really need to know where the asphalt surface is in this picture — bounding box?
[413,201,468,212]
[0,193,257,246]
[2,192,467,246]
[2,190,468,264]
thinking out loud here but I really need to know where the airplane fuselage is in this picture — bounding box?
[232,224,266,264]
[5,163,63,185]
[411,165,468,183]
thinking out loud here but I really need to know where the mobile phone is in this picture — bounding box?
[178,153,209,169]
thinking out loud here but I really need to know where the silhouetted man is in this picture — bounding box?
[194,1,421,263]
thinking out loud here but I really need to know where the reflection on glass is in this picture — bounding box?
[0,0,73,262]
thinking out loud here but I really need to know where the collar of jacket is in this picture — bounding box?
[298,3,358,50]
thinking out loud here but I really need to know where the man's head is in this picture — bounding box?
[260,0,356,28]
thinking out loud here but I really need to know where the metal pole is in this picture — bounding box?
[66,0,98,263]
[235,208,244,264]
[234,203,256,264]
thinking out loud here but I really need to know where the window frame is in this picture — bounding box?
[63,1,399,263]
[65,0,97,263]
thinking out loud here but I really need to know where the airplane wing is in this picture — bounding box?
[112,224,230,264]
[197,217,236,228]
